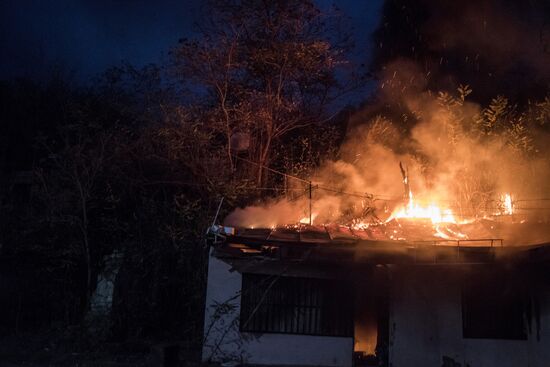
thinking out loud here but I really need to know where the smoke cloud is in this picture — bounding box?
[224,1,550,245]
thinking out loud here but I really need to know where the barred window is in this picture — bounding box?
[240,273,353,337]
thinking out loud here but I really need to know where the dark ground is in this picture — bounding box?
[0,328,203,366]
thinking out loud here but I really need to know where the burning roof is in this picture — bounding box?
[220,217,550,246]
[209,218,550,267]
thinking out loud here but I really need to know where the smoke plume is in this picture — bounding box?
[224,0,550,245]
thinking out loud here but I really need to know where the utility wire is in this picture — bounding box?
[232,154,311,184]
[231,154,550,207]
[316,185,374,199]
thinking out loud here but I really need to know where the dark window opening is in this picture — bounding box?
[240,273,353,337]
[462,270,528,340]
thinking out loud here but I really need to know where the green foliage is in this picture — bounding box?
[471,94,539,157]
[365,115,399,147]
[412,85,550,217]
[436,85,471,148]
[276,122,343,180]
[457,84,473,102]
[476,95,513,134]
[506,121,535,155]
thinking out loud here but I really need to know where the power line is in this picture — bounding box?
[232,154,314,224]
[231,154,550,211]
[232,154,311,184]
[316,185,374,199]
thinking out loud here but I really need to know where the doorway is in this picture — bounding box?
[353,266,389,367]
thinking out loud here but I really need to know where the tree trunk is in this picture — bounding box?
[77,179,92,315]
[257,137,272,186]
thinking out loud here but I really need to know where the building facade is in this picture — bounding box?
[202,226,550,367]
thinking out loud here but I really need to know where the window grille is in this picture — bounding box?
[240,273,353,337]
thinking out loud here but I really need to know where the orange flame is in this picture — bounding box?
[299,212,318,225]
[501,193,513,215]
[387,191,456,223]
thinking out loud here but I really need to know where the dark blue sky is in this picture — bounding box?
[1,0,383,83]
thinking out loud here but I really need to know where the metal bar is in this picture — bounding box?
[211,197,224,226]
[309,182,312,225]
[294,293,299,333]
[411,238,505,247]
[297,281,303,334]
[306,280,311,334]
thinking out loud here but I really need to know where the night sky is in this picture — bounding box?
[1,0,383,83]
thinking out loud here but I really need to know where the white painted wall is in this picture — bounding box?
[202,250,353,366]
[389,267,550,367]
[203,251,550,367]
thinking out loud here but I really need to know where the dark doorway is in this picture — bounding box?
[353,266,389,367]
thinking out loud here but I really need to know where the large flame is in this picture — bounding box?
[387,191,456,223]
[501,193,514,215]
[299,212,318,225]
[246,188,518,244]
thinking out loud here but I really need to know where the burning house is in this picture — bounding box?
[201,76,550,365]
[202,192,550,367]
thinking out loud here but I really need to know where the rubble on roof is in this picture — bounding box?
[208,219,550,266]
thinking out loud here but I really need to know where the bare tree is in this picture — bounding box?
[172,0,358,185]
[36,123,113,313]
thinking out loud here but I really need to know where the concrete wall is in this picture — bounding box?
[389,267,550,367]
[202,250,353,366]
[203,252,550,367]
